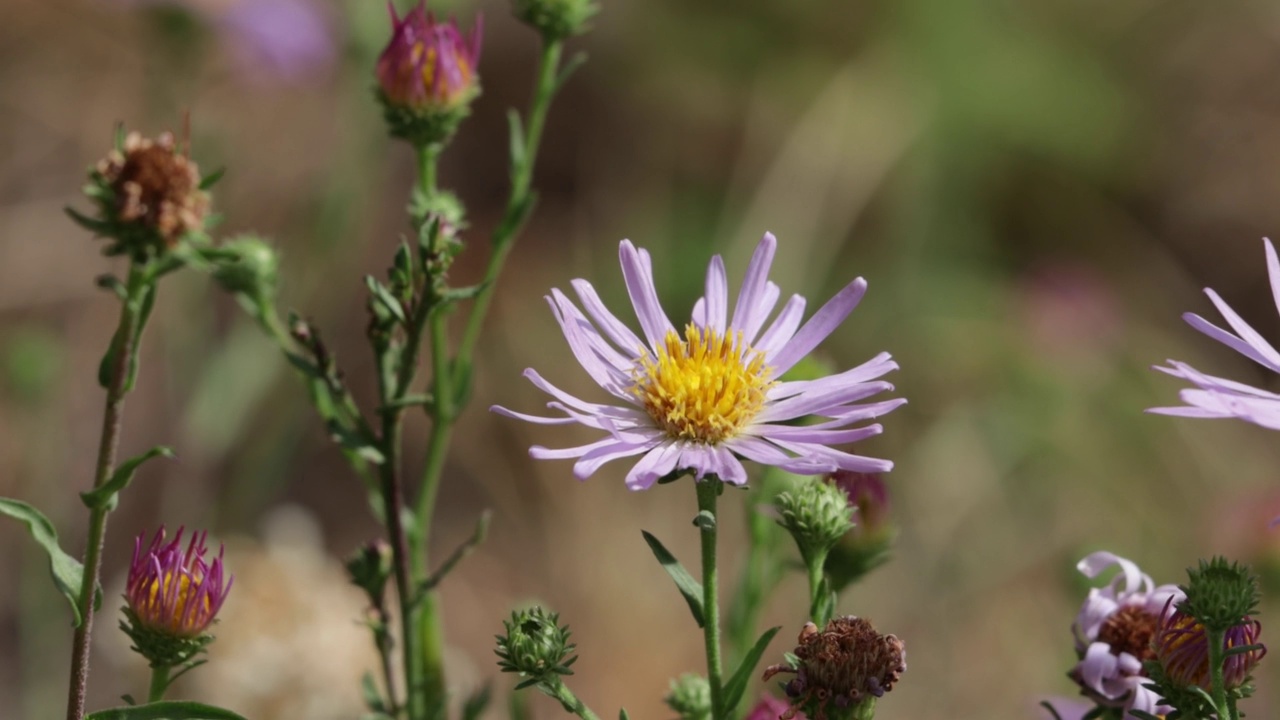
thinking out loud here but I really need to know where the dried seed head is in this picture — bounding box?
[762,617,905,720]
[94,131,209,254]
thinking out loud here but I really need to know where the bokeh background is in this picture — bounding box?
[4,0,1280,717]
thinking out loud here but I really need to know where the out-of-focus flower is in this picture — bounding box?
[824,472,894,591]
[493,232,906,490]
[512,0,598,40]
[745,694,806,720]
[1149,238,1280,430]
[1069,551,1181,717]
[74,130,210,259]
[664,673,711,720]
[219,0,335,81]
[1016,263,1122,370]
[121,526,231,667]
[1154,605,1265,692]
[762,616,905,720]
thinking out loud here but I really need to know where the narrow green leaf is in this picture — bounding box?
[87,701,248,720]
[365,276,407,324]
[65,206,115,235]
[720,626,781,715]
[81,446,174,510]
[198,167,227,190]
[507,109,526,170]
[328,420,385,464]
[440,283,488,303]
[360,671,387,712]
[640,530,704,628]
[618,710,630,720]
[462,683,492,720]
[0,498,88,626]
[554,52,589,94]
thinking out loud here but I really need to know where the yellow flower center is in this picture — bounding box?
[632,325,773,444]
[145,569,206,634]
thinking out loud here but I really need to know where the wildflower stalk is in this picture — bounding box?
[696,478,725,720]
[1206,627,1234,720]
[65,261,152,720]
[147,666,170,703]
[411,34,570,707]
[545,678,601,720]
[805,556,827,626]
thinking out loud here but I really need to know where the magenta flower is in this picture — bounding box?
[492,232,906,490]
[1070,551,1181,717]
[375,1,482,111]
[745,694,805,720]
[1149,238,1280,430]
[1154,605,1266,691]
[125,526,232,639]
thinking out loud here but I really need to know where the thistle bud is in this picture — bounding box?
[72,130,211,260]
[120,526,232,669]
[775,478,854,569]
[1178,556,1260,633]
[664,673,711,720]
[1154,604,1266,692]
[345,539,393,606]
[375,2,482,147]
[512,0,597,41]
[495,606,578,684]
[762,617,906,720]
[211,234,279,309]
[824,472,894,592]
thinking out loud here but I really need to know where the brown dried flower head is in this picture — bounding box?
[95,131,209,252]
[762,616,905,720]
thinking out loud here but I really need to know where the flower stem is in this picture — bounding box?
[1206,627,1233,720]
[696,478,725,720]
[806,555,827,625]
[146,665,170,703]
[65,263,150,720]
[545,679,601,720]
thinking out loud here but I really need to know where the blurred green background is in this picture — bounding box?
[4,0,1280,717]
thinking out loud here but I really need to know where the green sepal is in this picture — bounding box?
[692,510,716,530]
[720,625,781,715]
[80,446,174,510]
[86,701,247,720]
[461,683,492,720]
[640,530,705,628]
[198,167,226,190]
[0,498,96,626]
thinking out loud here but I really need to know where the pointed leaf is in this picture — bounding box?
[0,498,89,626]
[462,683,492,720]
[87,701,247,720]
[199,167,226,190]
[366,276,407,324]
[553,52,589,94]
[618,710,630,720]
[721,626,781,715]
[640,530,704,628]
[81,446,174,510]
[507,109,526,170]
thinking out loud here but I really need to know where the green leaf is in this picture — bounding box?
[553,52,589,94]
[440,283,488,303]
[360,671,387,712]
[87,701,248,720]
[640,530,704,628]
[507,109,526,170]
[618,710,630,720]
[328,420,385,464]
[198,167,226,190]
[0,498,89,626]
[720,626,781,715]
[462,683,492,720]
[366,276,407,325]
[80,446,174,510]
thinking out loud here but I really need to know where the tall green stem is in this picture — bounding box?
[546,679,601,720]
[146,665,170,703]
[65,263,150,720]
[1206,627,1233,720]
[696,478,725,720]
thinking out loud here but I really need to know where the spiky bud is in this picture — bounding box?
[495,606,578,686]
[512,0,597,41]
[775,478,855,568]
[664,673,711,720]
[1178,557,1261,633]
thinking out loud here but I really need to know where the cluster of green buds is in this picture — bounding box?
[512,0,598,42]
[1146,557,1267,717]
[69,129,213,262]
[664,673,711,720]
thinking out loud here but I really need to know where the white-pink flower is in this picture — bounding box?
[1150,238,1280,429]
[492,232,905,490]
[1070,551,1182,717]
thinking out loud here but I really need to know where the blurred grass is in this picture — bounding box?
[4,0,1280,717]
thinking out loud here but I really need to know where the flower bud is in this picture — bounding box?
[345,539,393,606]
[1178,556,1260,633]
[664,673,711,720]
[495,606,577,684]
[775,478,854,568]
[512,0,597,41]
[763,616,906,720]
[1154,604,1266,692]
[375,2,482,146]
[211,234,279,308]
[72,130,211,260]
[823,472,894,592]
[120,526,232,668]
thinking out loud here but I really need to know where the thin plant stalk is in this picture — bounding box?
[65,262,150,720]
[147,666,170,703]
[546,679,601,720]
[696,478,725,720]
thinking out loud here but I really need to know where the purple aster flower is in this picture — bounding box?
[1154,603,1266,692]
[745,694,805,720]
[1069,551,1182,717]
[376,2,482,111]
[220,0,335,82]
[124,526,232,639]
[492,232,906,490]
[1149,238,1280,430]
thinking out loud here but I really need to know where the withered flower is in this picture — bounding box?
[762,616,905,720]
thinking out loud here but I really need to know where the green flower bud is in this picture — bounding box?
[512,0,598,41]
[495,607,578,685]
[212,235,279,307]
[664,673,711,720]
[775,478,855,568]
[345,539,393,606]
[1179,556,1261,633]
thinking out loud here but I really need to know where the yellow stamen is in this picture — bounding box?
[632,325,773,444]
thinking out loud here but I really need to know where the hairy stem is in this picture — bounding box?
[146,665,170,703]
[1206,627,1232,720]
[546,679,601,720]
[696,478,725,720]
[65,263,149,720]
